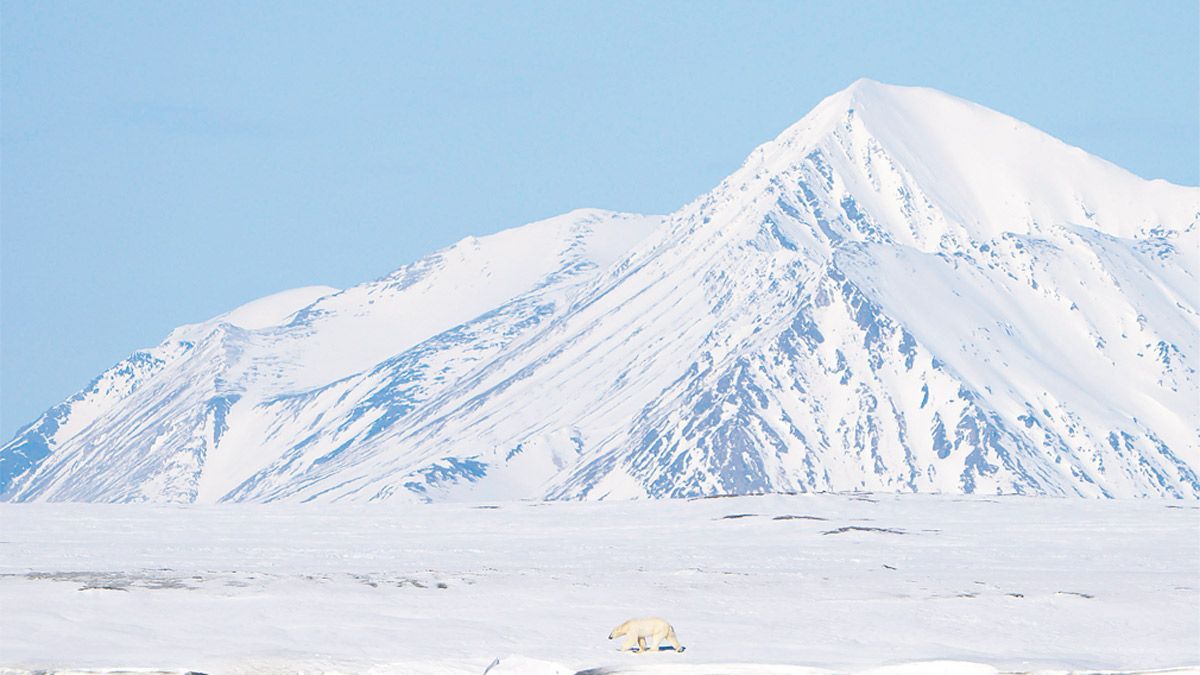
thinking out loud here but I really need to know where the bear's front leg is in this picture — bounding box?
[637,636,648,654]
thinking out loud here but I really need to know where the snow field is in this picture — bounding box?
[1,494,1197,674]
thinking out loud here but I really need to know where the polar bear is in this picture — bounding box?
[608,617,685,653]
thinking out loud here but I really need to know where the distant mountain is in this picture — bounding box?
[4,79,1197,502]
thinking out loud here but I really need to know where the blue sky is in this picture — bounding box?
[2,0,1198,439]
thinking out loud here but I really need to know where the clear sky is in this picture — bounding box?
[2,0,1198,440]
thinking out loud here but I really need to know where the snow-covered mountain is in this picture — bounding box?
[4,79,1197,502]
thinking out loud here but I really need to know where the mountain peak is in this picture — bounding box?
[837,76,902,101]
[742,80,1197,243]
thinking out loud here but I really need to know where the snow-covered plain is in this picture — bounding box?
[1,495,1197,674]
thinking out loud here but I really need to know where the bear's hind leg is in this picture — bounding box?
[647,633,663,653]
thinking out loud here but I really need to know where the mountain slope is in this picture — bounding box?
[2,210,661,501]
[3,79,1197,502]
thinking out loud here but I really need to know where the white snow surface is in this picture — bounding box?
[2,79,1198,503]
[1,495,1197,673]
[207,286,340,331]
